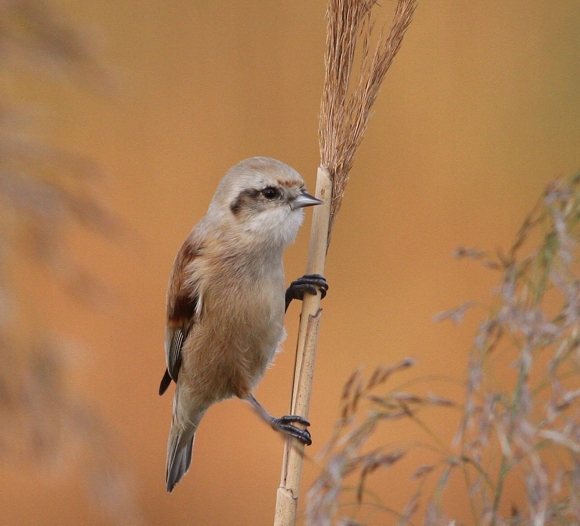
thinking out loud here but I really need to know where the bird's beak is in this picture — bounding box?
[291,190,323,210]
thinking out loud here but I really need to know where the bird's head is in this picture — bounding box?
[208,157,321,249]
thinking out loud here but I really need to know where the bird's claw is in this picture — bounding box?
[271,415,312,446]
[286,274,328,305]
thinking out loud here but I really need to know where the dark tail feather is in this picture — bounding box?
[159,369,172,396]
[166,432,195,493]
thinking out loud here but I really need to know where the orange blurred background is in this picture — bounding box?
[3,0,580,524]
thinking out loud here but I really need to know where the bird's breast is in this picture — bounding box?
[181,253,285,401]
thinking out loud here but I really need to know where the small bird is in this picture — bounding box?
[159,156,328,492]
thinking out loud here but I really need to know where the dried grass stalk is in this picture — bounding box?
[305,173,580,525]
[0,3,137,524]
[305,360,455,526]
[320,0,417,236]
[274,1,417,525]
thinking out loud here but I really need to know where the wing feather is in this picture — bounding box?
[168,327,184,378]
[159,233,202,395]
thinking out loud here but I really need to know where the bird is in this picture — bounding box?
[159,156,328,493]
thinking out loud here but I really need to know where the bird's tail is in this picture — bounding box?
[166,385,208,492]
[166,425,195,493]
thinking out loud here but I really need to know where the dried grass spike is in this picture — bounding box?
[342,367,362,400]
[320,0,418,235]
[275,1,417,524]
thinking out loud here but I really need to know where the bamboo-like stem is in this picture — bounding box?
[274,1,417,525]
[274,167,332,526]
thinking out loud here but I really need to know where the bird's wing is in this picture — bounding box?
[159,236,201,396]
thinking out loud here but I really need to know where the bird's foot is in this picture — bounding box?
[271,415,312,446]
[285,274,328,310]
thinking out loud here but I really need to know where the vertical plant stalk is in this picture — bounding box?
[274,167,332,525]
[274,1,417,525]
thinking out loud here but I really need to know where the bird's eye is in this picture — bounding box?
[261,187,279,199]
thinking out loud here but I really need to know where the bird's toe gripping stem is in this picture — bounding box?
[285,274,328,311]
[271,415,312,446]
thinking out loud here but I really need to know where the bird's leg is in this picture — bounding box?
[244,394,312,446]
[285,274,328,312]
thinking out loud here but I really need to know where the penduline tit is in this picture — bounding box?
[159,156,328,492]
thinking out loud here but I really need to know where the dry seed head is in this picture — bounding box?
[319,0,417,239]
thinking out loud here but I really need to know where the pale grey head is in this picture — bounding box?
[206,157,321,247]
